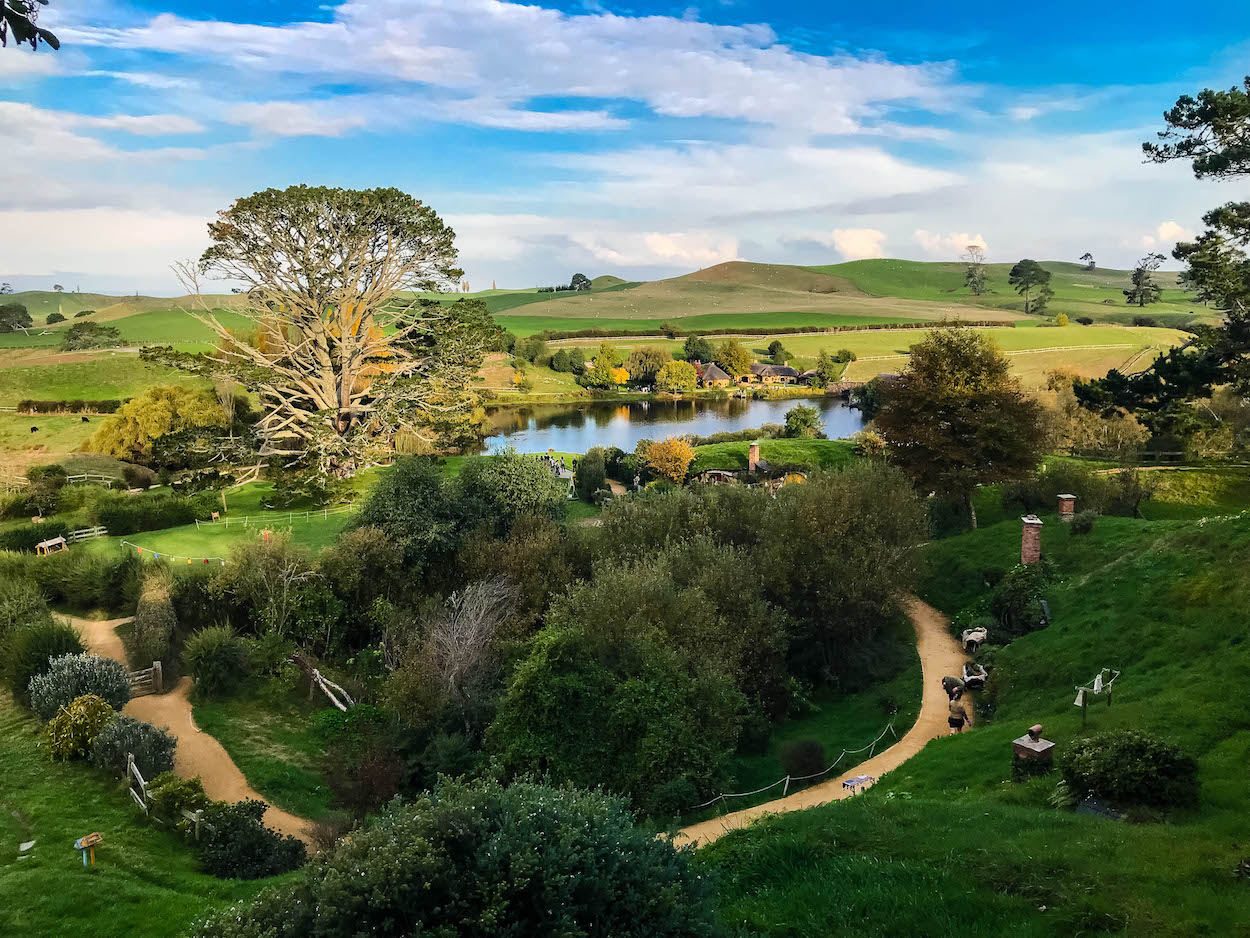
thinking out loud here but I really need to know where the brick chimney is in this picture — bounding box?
[1021,515,1043,564]
[1057,494,1076,523]
[748,441,760,473]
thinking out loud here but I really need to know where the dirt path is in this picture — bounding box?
[66,615,313,844]
[673,596,968,848]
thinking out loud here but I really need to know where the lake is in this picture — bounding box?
[480,395,865,454]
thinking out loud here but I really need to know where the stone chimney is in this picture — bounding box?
[1021,515,1043,564]
[1057,494,1076,523]
[748,441,760,473]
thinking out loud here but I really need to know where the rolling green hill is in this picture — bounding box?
[813,259,1203,326]
[703,513,1250,936]
[4,291,122,318]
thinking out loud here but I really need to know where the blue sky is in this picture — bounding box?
[0,0,1246,293]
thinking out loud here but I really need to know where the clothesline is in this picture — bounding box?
[122,540,226,565]
[687,720,896,812]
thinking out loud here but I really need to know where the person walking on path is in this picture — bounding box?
[948,691,970,734]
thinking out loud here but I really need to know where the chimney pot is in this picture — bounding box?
[1021,514,1043,564]
[1057,494,1076,522]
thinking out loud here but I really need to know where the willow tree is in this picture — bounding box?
[165,185,496,476]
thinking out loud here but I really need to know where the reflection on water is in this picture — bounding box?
[480,395,865,453]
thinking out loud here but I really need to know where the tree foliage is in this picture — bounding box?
[643,437,695,483]
[875,326,1046,525]
[1,0,59,51]
[784,403,824,438]
[87,385,226,462]
[0,302,31,333]
[164,186,496,476]
[625,345,669,383]
[1007,259,1054,314]
[1124,252,1166,306]
[683,334,715,362]
[1080,77,1250,421]
[191,778,719,938]
[655,359,697,393]
[62,321,121,350]
[962,244,989,296]
[714,338,752,377]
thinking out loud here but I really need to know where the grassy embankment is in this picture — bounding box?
[701,512,1250,936]
[0,699,268,938]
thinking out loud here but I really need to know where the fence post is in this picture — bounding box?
[782,776,790,797]
[152,660,163,694]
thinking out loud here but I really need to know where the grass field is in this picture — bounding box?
[690,439,856,474]
[193,684,334,821]
[0,699,267,938]
[814,258,1205,326]
[703,513,1250,936]
[0,307,252,351]
[0,354,207,403]
[0,413,97,475]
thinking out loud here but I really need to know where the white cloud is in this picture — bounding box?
[1140,220,1195,249]
[831,228,886,260]
[913,229,987,258]
[64,0,967,136]
[227,101,369,137]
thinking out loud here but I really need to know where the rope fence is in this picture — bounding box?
[687,720,897,812]
[193,503,357,530]
[122,540,226,565]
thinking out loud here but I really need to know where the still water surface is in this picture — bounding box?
[480,396,865,454]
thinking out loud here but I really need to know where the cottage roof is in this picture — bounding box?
[750,363,800,377]
[701,362,731,381]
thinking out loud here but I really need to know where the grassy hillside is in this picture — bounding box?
[814,259,1203,326]
[0,307,251,351]
[690,439,856,474]
[702,513,1250,936]
[0,356,207,404]
[5,291,123,317]
[0,700,267,938]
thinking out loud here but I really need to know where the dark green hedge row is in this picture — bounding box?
[17,399,123,414]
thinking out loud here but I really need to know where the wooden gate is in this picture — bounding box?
[129,661,163,697]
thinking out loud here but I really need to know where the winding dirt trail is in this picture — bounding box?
[673,596,968,848]
[67,616,313,844]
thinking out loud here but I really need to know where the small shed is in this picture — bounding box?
[35,536,67,555]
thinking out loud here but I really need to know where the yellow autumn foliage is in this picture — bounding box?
[88,385,227,461]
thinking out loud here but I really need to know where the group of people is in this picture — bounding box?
[537,452,574,478]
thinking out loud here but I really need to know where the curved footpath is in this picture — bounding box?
[67,616,314,844]
[674,596,968,848]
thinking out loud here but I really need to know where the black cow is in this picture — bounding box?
[30,426,38,433]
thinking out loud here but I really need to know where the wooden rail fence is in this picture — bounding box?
[67,525,107,543]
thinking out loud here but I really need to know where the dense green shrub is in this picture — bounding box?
[1059,730,1199,808]
[0,577,51,643]
[28,652,132,721]
[489,626,743,817]
[988,561,1054,640]
[0,520,70,552]
[62,321,122,350]
[190,778,719,938]
[44,694,115,759]
[89,714,176,778]
[91,492,210,535]
[0,548,142,613]
[183,625,247,696]
[573,446,607,501]
[131,578,177,666]
[780,738,827,779]
[7,619,85,705]
[1002,462,1111,515]
[1070,509,1097,535]
[195,799,305,879]
[146,772,211,829]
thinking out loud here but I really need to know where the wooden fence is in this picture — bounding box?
[67,525,107,543]
[127,751,215,839]
[129,661,163,697]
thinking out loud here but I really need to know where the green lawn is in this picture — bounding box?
[704,514,1250,936]
[193,683,335,821]
[691,439,856,474]
[0,307,252,352]
[0,356,207,404]
[0,700,267,938]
